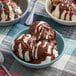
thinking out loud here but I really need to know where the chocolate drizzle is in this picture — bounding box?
[64,11,68,20]
[69,11,73,21]
[0,11,2,21]
[3,3,10,21]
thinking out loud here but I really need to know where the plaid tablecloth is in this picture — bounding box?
[0,0,76,76]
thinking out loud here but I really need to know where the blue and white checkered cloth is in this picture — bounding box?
[0,0,76,76]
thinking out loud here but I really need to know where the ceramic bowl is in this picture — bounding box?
[0,0,29,26]
[45,0,76,26]
[10,27,65,68]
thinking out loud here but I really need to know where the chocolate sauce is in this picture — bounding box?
[64,11,68,20]
[14,14,18,19]
[0,11,2,21]
[69,11,73,21]
[59,3,65,19]
[3,3,10,21]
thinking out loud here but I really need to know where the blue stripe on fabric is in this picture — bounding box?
[19,12,30,25]
[64,38,76,57]
[72,48,76,57]
[0,26,12,35]
[7,23,28,37]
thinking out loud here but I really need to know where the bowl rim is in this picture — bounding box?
[0,0,30,23]
[45,0,76,23]
[10,27,65,67]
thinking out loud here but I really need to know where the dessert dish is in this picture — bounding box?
[51,0,76,21]
[12,21,59,64]
[29,21,55,41]
[0,0,22,22]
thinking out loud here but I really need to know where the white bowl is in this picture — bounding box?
[45,0,76,26]
[0,0,29,26]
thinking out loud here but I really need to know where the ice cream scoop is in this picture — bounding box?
[12,34,36,62]
[29,21,55,41]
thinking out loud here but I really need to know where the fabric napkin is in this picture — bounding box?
[0,0,76,76]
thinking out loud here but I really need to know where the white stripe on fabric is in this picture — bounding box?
[69,56,76,64]
[0,34,6,44]
[63,56,76,75]
[0,26,12,34]
[51,54,70,70]
[0,35,12,53]
[0,25,12,44]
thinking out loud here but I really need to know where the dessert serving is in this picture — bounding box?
[51,0,76,21]
[0,0,22,22]
[12,21,59,64]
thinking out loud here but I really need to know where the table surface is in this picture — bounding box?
[0,0,76,76]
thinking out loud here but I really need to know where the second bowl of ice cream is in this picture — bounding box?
[45,0,76,26]
[0,0,29,26]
